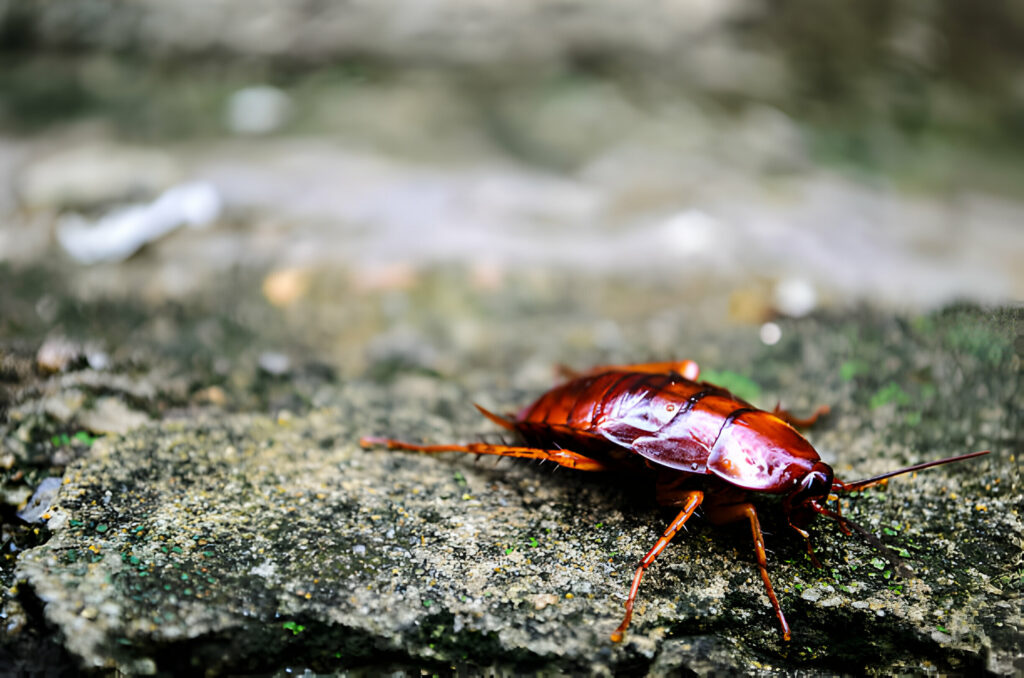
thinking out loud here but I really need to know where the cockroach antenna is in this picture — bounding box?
[835,450,990,493]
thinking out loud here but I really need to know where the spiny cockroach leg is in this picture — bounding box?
[708,501,791,641]
[359,437,612,472]
[773,404,831,429]
[611,490,703,642]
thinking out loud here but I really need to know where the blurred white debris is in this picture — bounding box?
[659,209,719,257]
[57,182,221,264]
[759,321,782,345]
[773,278,817,317]
[17,477,63,523]
[225,86,293,135]
[258,351,291,376]
[86,350,110,370]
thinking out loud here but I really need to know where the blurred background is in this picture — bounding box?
[2,1,1022,331]
[0,0,1023,430]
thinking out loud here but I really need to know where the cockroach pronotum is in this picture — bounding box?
[360,360,990,642]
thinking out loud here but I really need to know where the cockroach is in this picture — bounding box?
[360,360,990,642]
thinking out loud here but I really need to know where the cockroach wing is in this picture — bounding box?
[595,389,688,449]
[706,412,819,492]
[631,436,709,473]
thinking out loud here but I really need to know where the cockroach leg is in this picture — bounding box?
[708,501,791,641]
[655,474,700,507]
[773,404,831,429]
[358,437,612,472]
[473,404,517,431]
[611,490,703,643]
[804,540,822,568]
[789,523,823,568]
[813,503,914,579]
[827,494,852,535]
[554,363,583,380]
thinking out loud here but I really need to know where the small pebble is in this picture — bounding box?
[774,278,817,317]
[36,337,82,373]
[17,477,63,523]
[532,594,558,610]
[225,86,292,135]
[262,268,310,308]
[759,322,782,345]
[258,352,291,376]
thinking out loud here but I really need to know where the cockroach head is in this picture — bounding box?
[785,461,833,528]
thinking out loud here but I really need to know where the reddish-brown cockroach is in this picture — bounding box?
[360,360,990,642]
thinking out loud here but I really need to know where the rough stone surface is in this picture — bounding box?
[6,289,1021,675]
